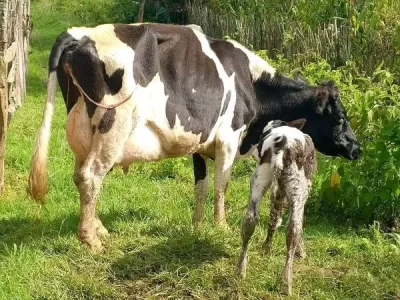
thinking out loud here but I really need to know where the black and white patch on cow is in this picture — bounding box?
[62,24,245,165]
[29,23,360,251]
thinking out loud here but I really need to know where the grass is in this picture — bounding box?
[1,1,400,299]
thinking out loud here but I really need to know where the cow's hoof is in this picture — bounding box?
[80,237,104,252]
[94,219,110,237]
[84,237,103,252]
[96,226,110,237]
[79,229,103,252]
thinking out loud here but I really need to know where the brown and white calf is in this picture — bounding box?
[28,23,359,251]
[236,119,316,296]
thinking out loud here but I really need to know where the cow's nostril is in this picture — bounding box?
[350,147,361,160]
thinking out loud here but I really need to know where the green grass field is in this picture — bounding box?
[0,2,399,299]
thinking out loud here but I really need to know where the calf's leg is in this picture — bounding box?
[281,193,306,296]
[236,164,272,278]
[262,188,285,254]
[192,153,209,224]
[295,184,311,259]
[295,236,306,259]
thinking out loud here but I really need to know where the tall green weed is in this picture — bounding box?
[187,0,400,78]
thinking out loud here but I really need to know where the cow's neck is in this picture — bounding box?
[239,72,317,155]
[254,72,317,122]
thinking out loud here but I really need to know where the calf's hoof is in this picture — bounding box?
[262,242,272,255]
[235,267,246,279]
[280,283,292,296]
[235,258,247,279]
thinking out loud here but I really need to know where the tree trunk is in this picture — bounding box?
[137,0,145,23]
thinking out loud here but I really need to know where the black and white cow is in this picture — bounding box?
[29,23,360,250]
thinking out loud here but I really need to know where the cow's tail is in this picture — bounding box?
[28,32,75,203]
[28,70,57,202]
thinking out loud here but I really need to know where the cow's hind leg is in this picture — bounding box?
[192,153,209,224]
[75,154,114,251]
[73,158,109,238]
[74,113,131,251]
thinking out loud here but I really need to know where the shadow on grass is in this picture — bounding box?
[0,206,157,248]
[111,225,230,281]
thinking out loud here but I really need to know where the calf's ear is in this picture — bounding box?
[287,118,307,130]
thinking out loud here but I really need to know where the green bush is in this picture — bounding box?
[258,52,400,228]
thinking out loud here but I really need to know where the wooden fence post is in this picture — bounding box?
[0,0,31,195]
[0,62,6,194]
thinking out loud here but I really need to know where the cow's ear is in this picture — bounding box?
[287,118,306,130]
[316,87,329,114]
[293,69,308,85]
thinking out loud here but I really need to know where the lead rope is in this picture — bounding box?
[65,64,136,110]
[67,74,70,110]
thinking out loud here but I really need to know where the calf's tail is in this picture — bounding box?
[28,32,75,202]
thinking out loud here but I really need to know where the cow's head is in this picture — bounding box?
[294,76,361,160]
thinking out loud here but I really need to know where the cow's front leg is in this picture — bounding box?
[192,153,209,224]
[213,136,240,228]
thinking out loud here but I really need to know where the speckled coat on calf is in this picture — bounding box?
[236,119,317,296]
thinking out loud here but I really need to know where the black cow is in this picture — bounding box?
[29,23,360,250]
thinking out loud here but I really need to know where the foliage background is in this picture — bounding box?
[188,0,400,77]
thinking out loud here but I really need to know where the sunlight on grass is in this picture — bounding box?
[0,1,399,299]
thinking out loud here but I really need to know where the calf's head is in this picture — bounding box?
[301,80,361,160]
